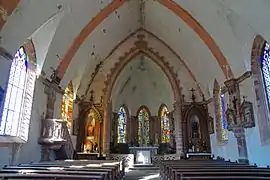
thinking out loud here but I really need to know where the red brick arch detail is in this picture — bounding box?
[0,0,20,31]
[56,0,233,79]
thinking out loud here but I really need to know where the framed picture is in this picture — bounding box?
[240,101,255,128]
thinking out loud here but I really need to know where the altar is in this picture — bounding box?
[129,146,158,164]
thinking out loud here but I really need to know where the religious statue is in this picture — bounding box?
[87,116,95,137]
[191,116,200,139]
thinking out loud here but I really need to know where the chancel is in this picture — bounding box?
[1,1,270,179]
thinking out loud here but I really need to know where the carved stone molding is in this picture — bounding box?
[101,35,183,153]
[102,35,182,105]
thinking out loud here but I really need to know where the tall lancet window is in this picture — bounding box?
[138,106,150,145]
[61,82,74,133]
[0,46,36,142]
[160,105,170,143]
[214,80,228,143]
[117,106,127,143]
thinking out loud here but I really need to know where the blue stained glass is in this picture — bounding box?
[220,93,228,129]
[138,107,150,144]
[261,42,270,111]
[117,106,127,143]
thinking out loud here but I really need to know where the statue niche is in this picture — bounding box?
[83,109,101,153]
[183,106,211,153]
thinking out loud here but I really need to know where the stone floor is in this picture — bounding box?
[124,169,160,180]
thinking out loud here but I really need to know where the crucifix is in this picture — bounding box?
[190,88,196,101]
[232,96,238,114]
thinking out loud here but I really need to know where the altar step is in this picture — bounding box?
[129,164,159,170]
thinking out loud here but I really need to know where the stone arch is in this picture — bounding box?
[136,105,152,117]
[22,39,37,66]
[251,35,270,144]
[101,37,182,153]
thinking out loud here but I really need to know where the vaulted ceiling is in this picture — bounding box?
[1,0,269,103]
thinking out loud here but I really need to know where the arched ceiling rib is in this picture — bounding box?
[0,0,20,30]
[78,30,202,101]
[3,0,269,100]
[112,55,174,115]
[80,28,202,97]
[56,0,233,80]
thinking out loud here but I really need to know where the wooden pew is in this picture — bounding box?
[0,173,103,179]
[159,160,270,180]
[2,160,124,180]
[0,169,109,180]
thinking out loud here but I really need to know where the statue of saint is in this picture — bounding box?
[87,116,95,137]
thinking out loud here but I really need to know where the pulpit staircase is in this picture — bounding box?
[54,123,74,160]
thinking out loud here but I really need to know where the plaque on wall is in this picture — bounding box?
[240,101,255,128]
[0,86,4,105]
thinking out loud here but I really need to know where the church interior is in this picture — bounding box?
[0,0,270,179]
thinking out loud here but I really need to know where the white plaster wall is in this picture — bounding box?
[0,60,47,165]
[111,55,174,115]
[210,78,270,167]
[15,80,47,164]
[0,56,11,88]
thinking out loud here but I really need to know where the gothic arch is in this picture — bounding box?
[137,105,151,117]
[251,35,270,144]
[103,39,182,105]
[101,38,182,152]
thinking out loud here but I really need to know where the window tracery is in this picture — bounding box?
[138,106,150,144]
[0,47,36,141]
[117,106,127,143]
[61,82,74,133]
[160,105,170,143]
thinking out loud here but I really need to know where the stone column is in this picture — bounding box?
[39,76,64,161]
[224,77,249,164]
[233,127,249,164]
[102,101,111,155]
[173,101,184,158]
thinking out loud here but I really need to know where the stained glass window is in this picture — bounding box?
[0,47,36,141]
[61,82,74,133]
[160,105,170,143]
[217,89,228,142]
[117,106,127,143]
[138,107,150,145]
[260,41,270,112]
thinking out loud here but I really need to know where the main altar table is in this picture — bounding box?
[129,146,158,164]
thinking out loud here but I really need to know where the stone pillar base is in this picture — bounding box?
[238,158,249,165]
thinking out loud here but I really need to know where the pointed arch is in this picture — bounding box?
[0,40,37,142]
[117,104,129,143]
[158,104,171,143]
[137,105,151,145]
[251,35,270,144]
[61,81,75,133]
[213,79,228,144]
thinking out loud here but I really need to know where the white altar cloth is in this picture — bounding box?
[129,146,158,164]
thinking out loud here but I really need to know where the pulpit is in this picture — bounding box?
[129,146,158,164]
